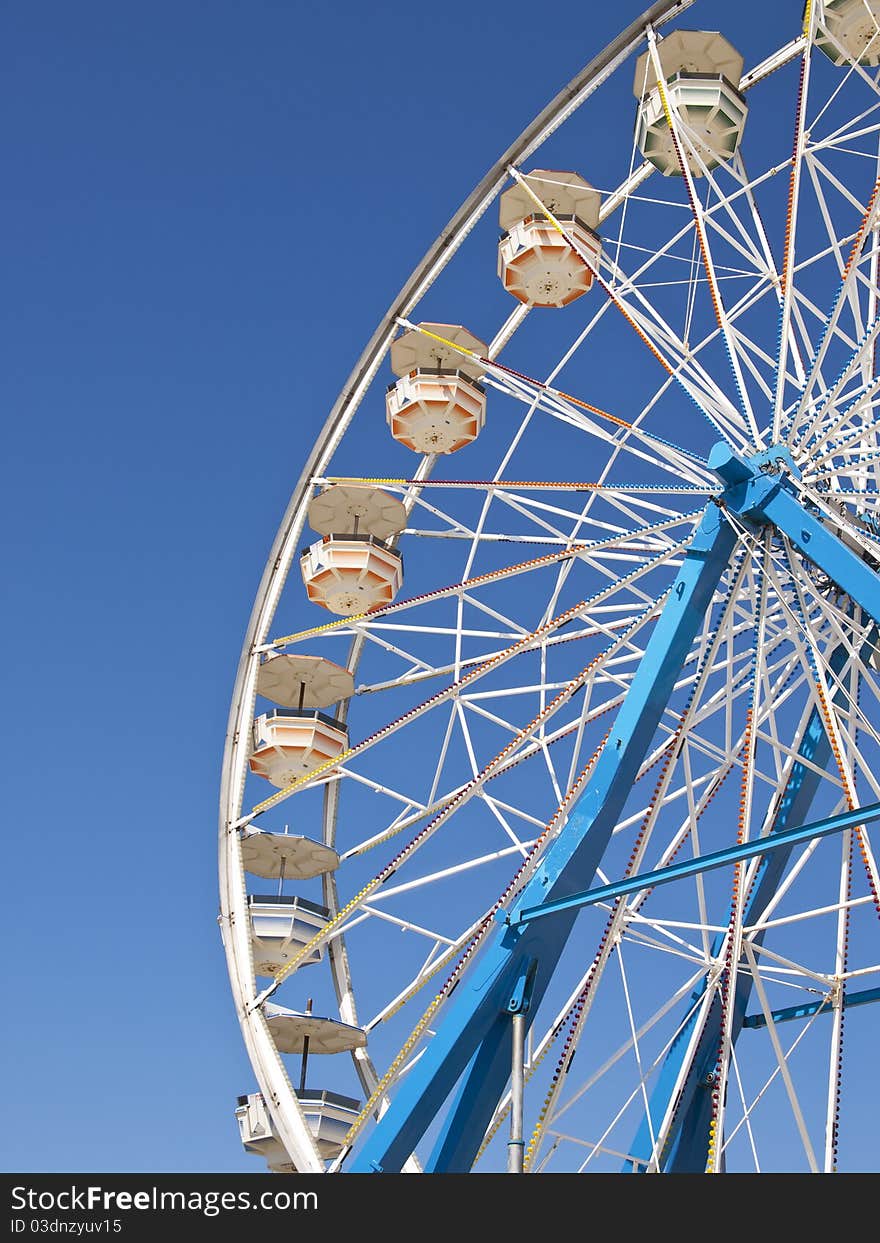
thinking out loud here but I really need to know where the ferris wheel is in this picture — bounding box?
[220,0,880,1174]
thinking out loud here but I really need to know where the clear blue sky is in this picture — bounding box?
[1,0,814,1173]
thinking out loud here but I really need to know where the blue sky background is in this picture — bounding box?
[1,0,816,1173]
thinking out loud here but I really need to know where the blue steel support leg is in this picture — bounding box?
[661,697,836,1172]
[626,447,880,1171]
[625,689,835,1170]
[350,503,737,1173]
[425,938,567,1172]
[627,621,876,1168]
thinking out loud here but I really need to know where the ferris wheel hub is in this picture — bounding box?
[708,441,800,491]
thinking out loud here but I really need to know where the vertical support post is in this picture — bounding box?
[278,823,289,899]
[506,958,535,1173]
[299,998,312,1094]
[508,1013,526,1174]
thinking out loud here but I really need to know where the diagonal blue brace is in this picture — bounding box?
[350,501,737,1172]
[644,634,877,1171]
[514,799,880,924]
[742,985,880,1028]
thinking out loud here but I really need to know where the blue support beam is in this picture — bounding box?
[514,800,880,926]
[742,986,880,1029]
[350,502,737,1173]
[626,608,872,1164]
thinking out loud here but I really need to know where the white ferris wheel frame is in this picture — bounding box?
[215,0,880,1174]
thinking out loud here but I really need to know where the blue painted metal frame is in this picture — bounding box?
[350,444,880,1174]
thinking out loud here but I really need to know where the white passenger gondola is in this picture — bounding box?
[249,708,348,787]
[498,170,601,308]
[386,321,487,454]
[817,0,880,65]
[236,1093,297,1173]
[633,30,748,176]
[297,1090,361,1159]
[236,1088,362,1169]
[248,894,331,976]
[299,534,403,615]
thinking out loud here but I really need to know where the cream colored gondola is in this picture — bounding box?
[249,709,348,788]
[386,321,487,453]
[498,169,602,307]
[817,0,880,66]
[633,30,748,176]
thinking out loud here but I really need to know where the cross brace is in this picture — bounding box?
[742,986,880,1030]
[512,800,880,926]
